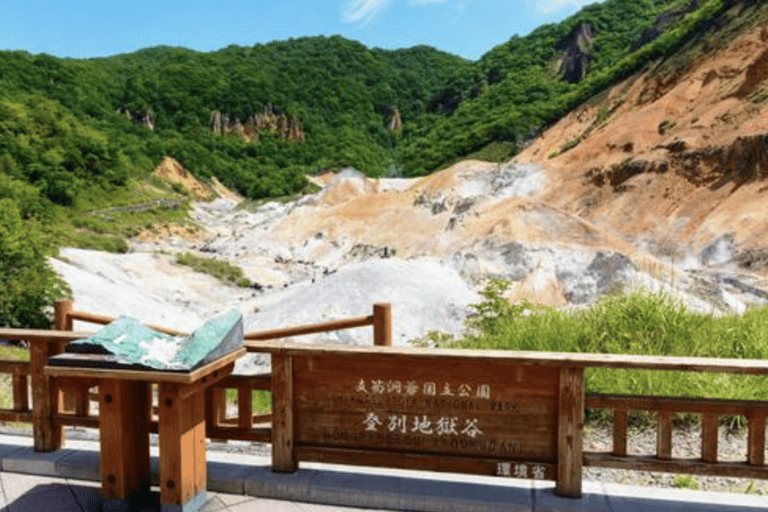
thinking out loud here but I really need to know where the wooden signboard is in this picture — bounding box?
[256,342,585,497]
[282,352,565,482]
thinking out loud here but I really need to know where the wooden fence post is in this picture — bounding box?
[373,303,392,347]
[11,370,29,413]
[556,366,584,498]
[271,353,296,472]
[54,299,74,331]
[748,413,766,466]
[612,409,628,457]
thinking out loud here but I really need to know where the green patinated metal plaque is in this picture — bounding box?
[65,309,243,371]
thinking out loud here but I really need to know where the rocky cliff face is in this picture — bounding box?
[631,0,701,51]
[210,106,305,142]
[118,107,155,130]
[387,107,403,132]
[555,23,595,84]
[518,8,768,285]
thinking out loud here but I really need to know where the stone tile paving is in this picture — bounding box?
[0,471,396,512]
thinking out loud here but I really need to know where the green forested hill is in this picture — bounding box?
[0,36,468,207]
[398,0,736,174]
[0,0,742,206]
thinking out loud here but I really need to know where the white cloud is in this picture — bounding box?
[534,0,600,14]
[342,0,392,23]
[343,0,463,24]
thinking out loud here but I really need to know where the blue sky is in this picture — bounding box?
[1,0,602,61]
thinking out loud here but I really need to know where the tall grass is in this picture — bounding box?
[440,281,768,401]
[175,252,252,288]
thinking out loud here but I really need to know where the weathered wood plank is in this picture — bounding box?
[0,411,33,423]
[586,394,768,416]
[31,342,64,451]
[12,373,29,412]
[556,366,584,498]
[584,453,768,479]
[57,380,96,416]
[177,362,236,400]
[159,384,182,505]
[45,348,244,384]
[158,384,207,506]
[245,316,373,342]
[612,409,627,457]
[245,341,768,375]
[748,414,766,466]
[0,360,30,375]
[207,427,271,443]
[252,413,272,423]
[216,413,271,426]
[66,309,187,337]
[297,446,557,480]
[373,303,392,347]
[214,373,271,391]
[701,414,718,463]
[0,328,90,343]
[271,353,296,473]
[54,414,99,429]
[191,391,206,498]
[53,299,74,331]
[657,411,672,460]
[238,388,252,429]
[205,387,216,437]
[214,387,227,424]
[98,379,151,500]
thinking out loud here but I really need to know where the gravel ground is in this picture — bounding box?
[582,423,768,495]
[0,421,754,496]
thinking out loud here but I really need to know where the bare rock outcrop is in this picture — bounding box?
[631,0,701,51]
[387,108,403,132]
[555,23,595,83]
[209,106,305,142]
[119,107,155,130]
[586,133,768,194]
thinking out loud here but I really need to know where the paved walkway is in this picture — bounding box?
[1,432,768,511]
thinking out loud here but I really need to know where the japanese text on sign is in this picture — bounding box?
[496,462,547,480]
[363,412,484,438]
[355,379,491,399]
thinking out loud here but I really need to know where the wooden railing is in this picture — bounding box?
[584,394,768,479]
[0,299,392,450]
[2,300,768,497]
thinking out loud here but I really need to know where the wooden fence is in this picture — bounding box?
[2,299,768,498]
[0,300,391,451]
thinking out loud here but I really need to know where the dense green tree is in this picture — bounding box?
[0,198,69,328]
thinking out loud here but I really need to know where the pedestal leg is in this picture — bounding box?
[158,384,207,512]
[31,341,64,451]
[99,379,151,502]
